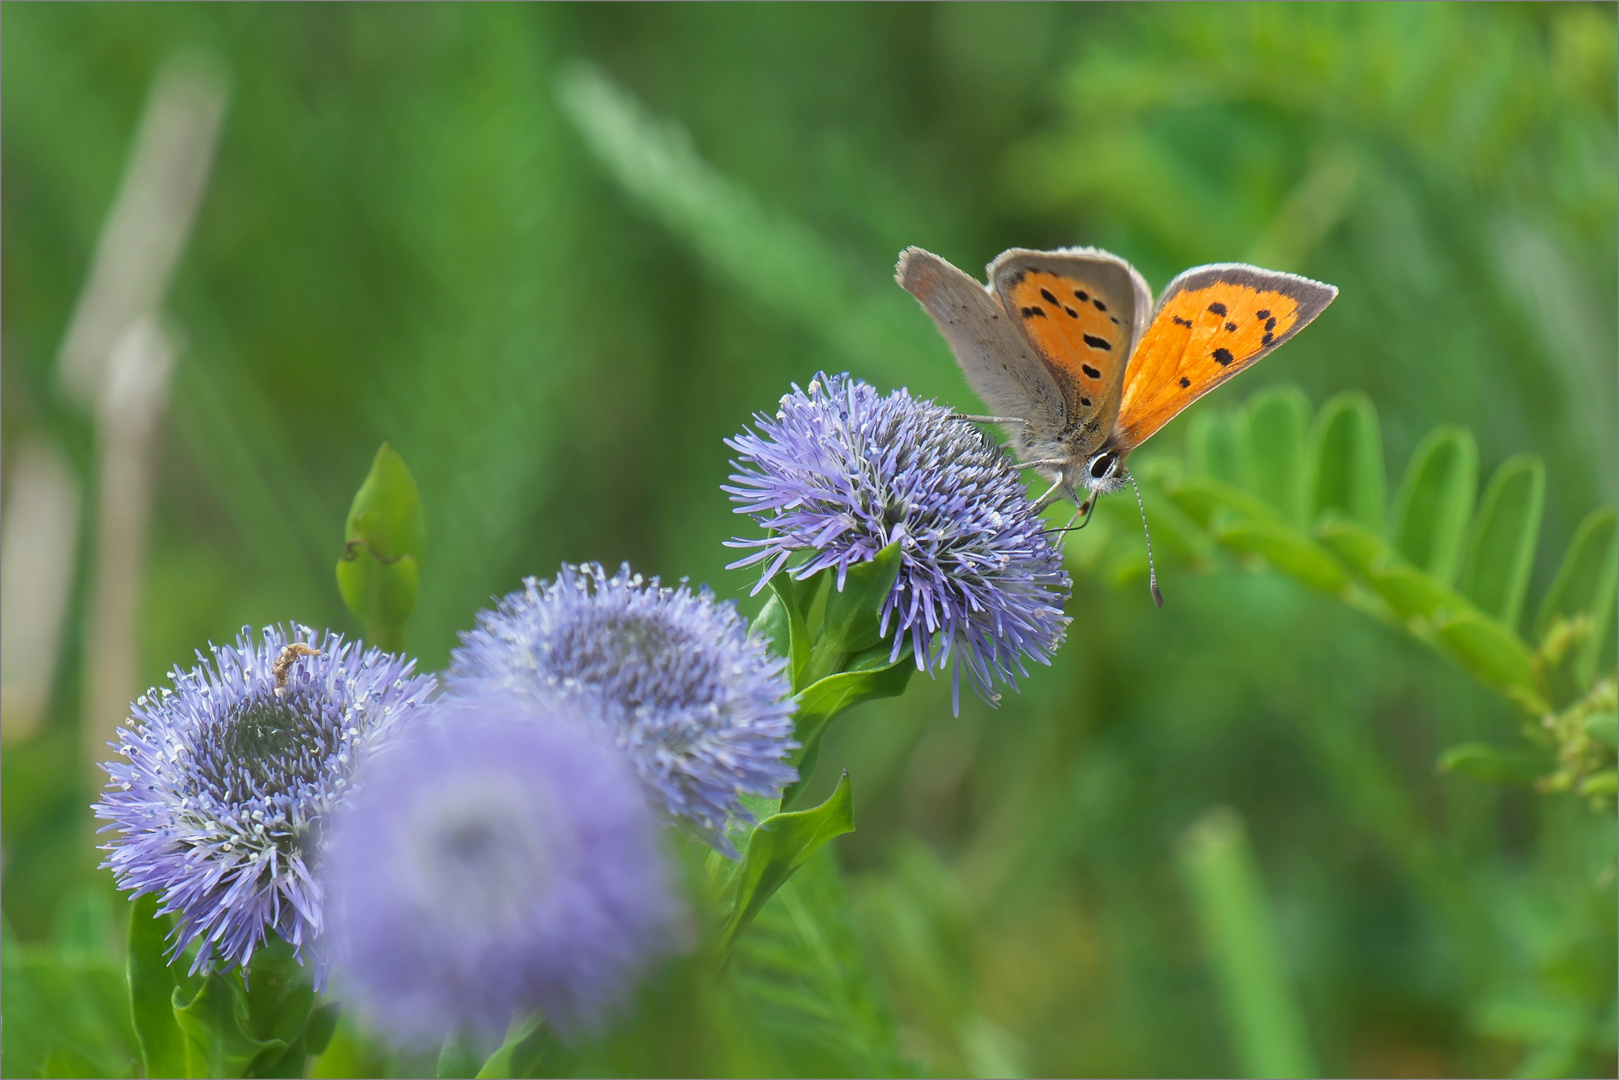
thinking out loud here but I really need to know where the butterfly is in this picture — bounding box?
[897,245,1337,604]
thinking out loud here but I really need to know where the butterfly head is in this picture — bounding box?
[1078,449,1130,495]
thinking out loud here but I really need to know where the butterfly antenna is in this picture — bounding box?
[1129,475,1164,608]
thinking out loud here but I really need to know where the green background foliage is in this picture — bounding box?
[3,4,1614,1077]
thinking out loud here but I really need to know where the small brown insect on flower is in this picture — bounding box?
[272,643,322,693]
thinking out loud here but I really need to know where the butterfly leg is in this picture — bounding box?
[1030,477,1069,513]
[951,414,1029,426]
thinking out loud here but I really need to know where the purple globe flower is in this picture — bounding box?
[321,692,683,1043]
[93,625,436,976]
[448,563,797,856]
[724,372,1071,707]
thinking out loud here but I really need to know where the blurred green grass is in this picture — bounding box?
[3,4,1614,1077]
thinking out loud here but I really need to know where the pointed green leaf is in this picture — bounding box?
[820,541,903,655]
[241,938,316,1077]
[1579,770,1617,797]
[763,568,821,690]
[1368,562,1467,622]
[1534,506,1618,687]
[1431,608,1546,713]
[127,893,187,1080]
[1210,514,1348,594]
[1437,742,1554,785]
[1161,474,1284,531]
[1245,386,1312,525]
[173,971,283,1078]
[716,772,856,956]
[336,443,424,650]
[1314,515,1393,579]
[474,1016,554,1079]
[1583,711,1618,748]
[437,1029,484,1078]
[1390,426,1477,585]
[302,1003,340,1057]
[1186,407,1251,490]
[789,647,914,765]
[1307,392,1385,533]
[1178,808,1317,1079]
[1457,455,1544,630]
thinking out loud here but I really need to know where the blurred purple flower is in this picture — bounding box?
[321,692,682,1043]
[93,625,435,976]
[448,563,796,855]
[724,372,1071,707]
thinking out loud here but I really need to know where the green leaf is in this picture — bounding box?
[1583,711,1618,748]
[1431,608,1546,713]
[437,1029,484,1078]
[723,849,903,1076]
[474,1016,554,1079]
[1457,455,1544,630]
[764,568,821,691]
[173,971,284,1079]
[1186,407,1251,490]
[1307,391,1385,533]
[1314,516,1393,579]
[303,1003,340,1057]
[1390,426,1477,585]
[128,893,187,1080]
[241,938,316,1077]
[1533,506,1618,686]
[336,442,424,650]
[1245,386,1312,525]
[1178,808,1317,1079]
[1578,770,1617,798]
[715,771,856,956]
[1367,562,1466,623]
[1162,474,1285,531]
[789,647,914,766]
[819,540,903,655]
[1437,742,1554,784]
[1210,513,1348,594]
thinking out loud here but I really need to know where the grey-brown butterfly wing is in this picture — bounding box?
[988,247,1152,458]
[896,246,1067,438]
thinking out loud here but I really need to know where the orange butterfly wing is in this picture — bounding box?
[989,248,1151,453]
[1114,265,1337,450]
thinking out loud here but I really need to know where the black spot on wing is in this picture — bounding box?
[1110,315,1120,325]
[1172,315,1193,328]
[1082,334,1111,351]
[1256,309,1271,319]
[1081,363,1102,379]
[1021,306,1047,319]
[1208,302,1227,316]
[1092,298,1108,312]
[1064,306,1079,318]
[1040,288,1060,305]
[1080,396,1092,407]
[1179,377,1191,388]
[1212,347,1234,366]
[1074,289,1089,302]
[1265,317,1277,331]
[1225,321,1237,332]
[1261,332,1274,346]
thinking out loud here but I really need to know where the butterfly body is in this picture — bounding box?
[898,246,1337,505]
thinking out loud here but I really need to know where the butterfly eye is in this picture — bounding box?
[1089,453,1117,479]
